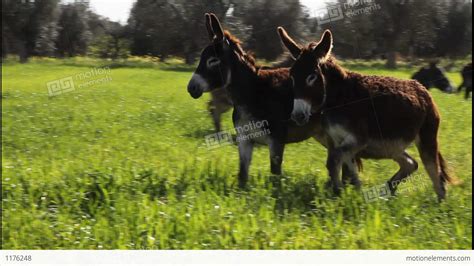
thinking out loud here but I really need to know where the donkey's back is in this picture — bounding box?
[370,73,433,135]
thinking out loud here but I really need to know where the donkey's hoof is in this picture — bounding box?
[324,180,333,190]
[436,190,447,203]
[271,170,283,176]
[387,182,398,197]
[332,186,342,196]
[326,180,342,196]
[342,177,361,189]
[238,176,249,190]
[352,181,362,190]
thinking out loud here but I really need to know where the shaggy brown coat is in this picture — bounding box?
[278,27,455,200]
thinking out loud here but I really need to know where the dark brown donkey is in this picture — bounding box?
[187,13,362,188]
[278,27,456,200]
[458,63,473,99]
[207,54,295,132]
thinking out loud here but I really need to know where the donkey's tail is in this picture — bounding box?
[416,98,460,200]
[438,152,460,185]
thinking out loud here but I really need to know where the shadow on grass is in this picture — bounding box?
[183,129,269,150]
[183,128,217,139]
[266,174,325,213]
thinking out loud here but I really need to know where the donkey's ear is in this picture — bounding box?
[209,13,225,41]
[277,27,302,59]
[205,13,214,41]
[312,30,333,62]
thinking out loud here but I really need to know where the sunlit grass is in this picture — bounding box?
[2,59,472,249]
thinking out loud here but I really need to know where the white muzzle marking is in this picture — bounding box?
[293,99,312,116]
[292,99,312,124]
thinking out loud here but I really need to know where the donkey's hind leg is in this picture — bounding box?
[342,158,361,189]
[238,140,254,188]
[465,85,472,99]
[326,148,353,195]
[417,142,445,201]
[416,112,453,201]
[457,82,465,94]
[387,152,419,196]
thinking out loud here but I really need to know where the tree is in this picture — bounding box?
[371,0,412,68]
[128,0,180,59]
[128,0,231,63]
[55,3,92,57]
[436,0,472,58]
[168,0,231,64]
[405,0,447,58]
[235,0,305,61]
[2,0,60,62]
[88,21,130,59]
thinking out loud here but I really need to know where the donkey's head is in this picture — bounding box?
[277,27,333,125]
[412,63,454,93]
[187,13,249,99]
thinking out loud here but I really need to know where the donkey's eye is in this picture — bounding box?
[306,74,318,87]
[207,58,221,68]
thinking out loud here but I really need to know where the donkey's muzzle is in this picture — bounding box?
[187,82,204,99]
[291,99,312,126]
[445,85,455,94]
[291,112,310,126]
[188,74,209,99]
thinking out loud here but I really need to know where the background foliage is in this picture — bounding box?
[2,0,472,66]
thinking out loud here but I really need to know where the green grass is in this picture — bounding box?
[2,58,472,249]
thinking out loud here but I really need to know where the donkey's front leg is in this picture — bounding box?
[269,139,285,175]
[238,140,254,188]
[326,148,344,195]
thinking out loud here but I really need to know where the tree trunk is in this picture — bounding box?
[386,51,397,69]
[184,42,197,65]
[112,38,120,60]
[18,41,29,63]
[185,52,196,65]
[2,36,9,59]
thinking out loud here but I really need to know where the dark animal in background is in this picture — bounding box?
[187,14,362,188]
[278,27,456,200]
[457,63,472,99]
[207,53,295,132]
[412,63,454,93]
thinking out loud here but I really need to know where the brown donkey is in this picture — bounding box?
[187,14,362,188]
[277,27,456,200]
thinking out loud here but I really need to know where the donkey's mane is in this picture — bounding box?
[224,31,259,70]
[319,55,349,80]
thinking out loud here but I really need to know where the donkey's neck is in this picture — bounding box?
[227,58,260,106]
[320,60,354,92]
[320,59,348,84]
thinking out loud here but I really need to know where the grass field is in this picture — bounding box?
[2,58,472,249]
